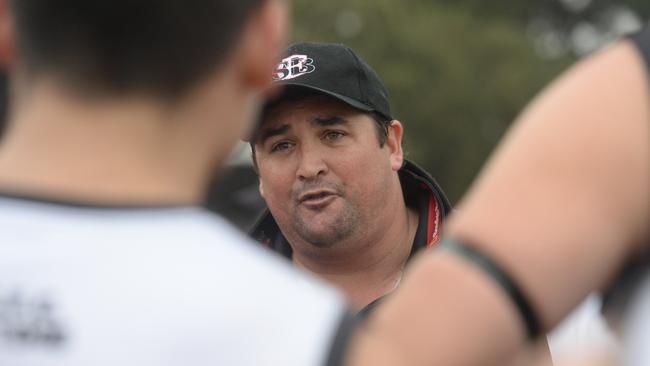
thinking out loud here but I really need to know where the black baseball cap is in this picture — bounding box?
[249,42,393,141]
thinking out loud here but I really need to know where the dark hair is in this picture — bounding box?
[368,111,392,147]
[10,0,263,97]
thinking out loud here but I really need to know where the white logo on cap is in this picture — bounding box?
[273,54,315,81]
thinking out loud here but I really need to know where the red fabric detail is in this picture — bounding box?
[426,193,442,248]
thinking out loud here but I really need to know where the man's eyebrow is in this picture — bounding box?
[312,116,349,127]
[257,124,291,146]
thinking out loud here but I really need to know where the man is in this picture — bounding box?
[249,42,452,311]
[0,1,360,365]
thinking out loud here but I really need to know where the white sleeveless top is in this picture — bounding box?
[0,195,351,366]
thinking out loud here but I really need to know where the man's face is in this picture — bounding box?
[254,95,402,248]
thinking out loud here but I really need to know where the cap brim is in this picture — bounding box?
[270,82,374,113]
[243,83,375,142]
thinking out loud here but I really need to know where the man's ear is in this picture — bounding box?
[386,120,405,171]
[237,0,290,90]
[0,0,16,69]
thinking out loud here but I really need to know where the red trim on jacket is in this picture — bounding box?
[426,187,442,248]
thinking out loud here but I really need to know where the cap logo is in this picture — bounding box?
[273,54,315,81]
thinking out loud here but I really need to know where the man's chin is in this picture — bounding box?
[294,224,348,249]
[291,206,357,248]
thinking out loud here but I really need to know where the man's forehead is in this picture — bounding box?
[258,112,349,137]
[262,94,359,126]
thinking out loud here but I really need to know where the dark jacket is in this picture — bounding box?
[250,159,452,261]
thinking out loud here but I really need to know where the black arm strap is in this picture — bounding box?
[441,237,541,339]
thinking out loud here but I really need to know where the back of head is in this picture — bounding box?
[10,0,262,97]
[0,0,286,206]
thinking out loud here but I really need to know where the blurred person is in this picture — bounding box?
[249,42,452,312]
[343,24,650,366]
[0,0,362,365]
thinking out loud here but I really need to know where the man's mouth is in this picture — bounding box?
[298,190,338,209]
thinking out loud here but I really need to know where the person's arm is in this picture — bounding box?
[347,40,650,366]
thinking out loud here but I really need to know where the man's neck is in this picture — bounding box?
[293,205,420,310]
[0,82,226,205]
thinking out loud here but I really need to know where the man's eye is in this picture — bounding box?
[270,141,293,152]
[324,131,345,141]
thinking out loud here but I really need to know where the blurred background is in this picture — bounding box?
[2,0,650,230]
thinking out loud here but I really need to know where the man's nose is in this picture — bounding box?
[296,146,328,181]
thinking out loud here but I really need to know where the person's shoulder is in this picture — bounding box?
[0,197,343,309]
[0,201,350,365]
[103,210,351,366]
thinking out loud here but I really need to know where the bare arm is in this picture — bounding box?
[348,40,650,366]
